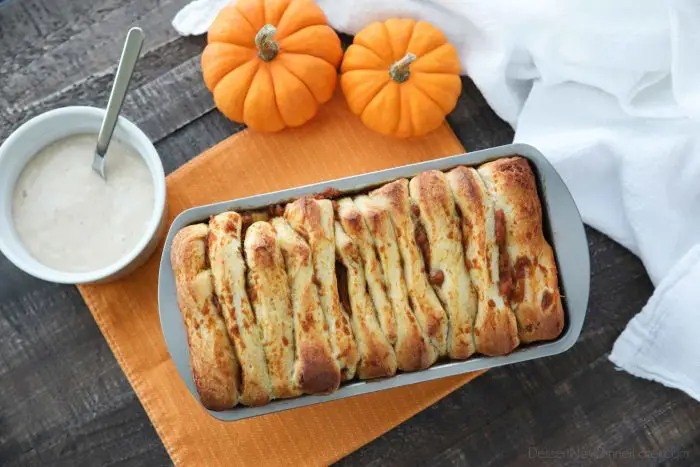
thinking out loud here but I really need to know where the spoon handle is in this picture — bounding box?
[96,27,144,158]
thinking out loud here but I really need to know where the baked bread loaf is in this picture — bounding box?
[335,221,398,379]
[446,166,519,355]
[170,224,240,410]
[169,156,565,410]
[409,170,477,359]
[369,180,449,357]
[478,158,564,343]
[284,197,359,381]
[244,221,301,399]
[271,217,341,394]
[209,212,272,406]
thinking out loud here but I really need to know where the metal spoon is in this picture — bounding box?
[92,27,145,179]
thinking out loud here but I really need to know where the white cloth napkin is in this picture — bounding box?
[173,0,700,401]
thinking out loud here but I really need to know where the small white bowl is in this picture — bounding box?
[0,107,167,284]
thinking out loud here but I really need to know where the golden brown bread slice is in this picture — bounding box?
[336,197,397,346]
[369,179,449,357]
[409,170,477,359]
[271,217,341,394]
[334,221,398,379]
[355,195,437,371]
[170,224,240,410]
[208,212,272,406]
[284,197,358,381]
[244,221,301,399]
[477,157,564,343]
[446,166,519,355]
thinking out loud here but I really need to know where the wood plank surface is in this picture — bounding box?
[0,1,698,466]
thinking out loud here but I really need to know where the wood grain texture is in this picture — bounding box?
[0,2,698,466]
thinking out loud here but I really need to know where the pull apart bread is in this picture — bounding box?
[339,197,435,371]
[477,158,564,343]
[272,217,341,394]
[171,224,240,410]
[336,198,397,347]
[244,221,301,399]
[170,156,564,410]
[368,180,449,358]
[446,167,519,355]
[284,198,359,381]
[335,221,398,379]
[208,213,272,406]
[409,171,477,359]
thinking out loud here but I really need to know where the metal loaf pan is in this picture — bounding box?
[158,143,590,422]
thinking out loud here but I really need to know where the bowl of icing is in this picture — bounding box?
[0,107,167,284]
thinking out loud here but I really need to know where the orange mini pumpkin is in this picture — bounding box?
[202,0,342,132]
[340,19,462,138]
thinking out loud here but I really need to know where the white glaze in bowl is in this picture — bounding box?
[0,107,167,284]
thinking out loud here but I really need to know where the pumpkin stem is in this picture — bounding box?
[255,24,279,61]
[389,53,417,83]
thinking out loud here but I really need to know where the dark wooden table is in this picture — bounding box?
[1,1,698,465]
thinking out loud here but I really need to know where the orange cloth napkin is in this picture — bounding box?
[78,92,484,466]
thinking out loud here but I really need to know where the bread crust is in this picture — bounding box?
[271,217,341,394]
[409,170,477,359]
[244,221,301,398]
[446,166,519,355]
[170,224,240,410]
[355,195,437,371]
[284,197,358,380]
[209,212,272,406]
[369,180,449,357]
[335,221,398,379]
[478,158,564,343]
